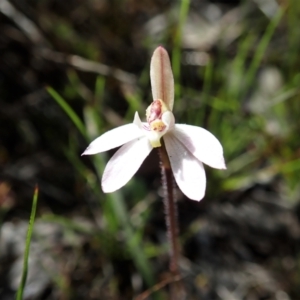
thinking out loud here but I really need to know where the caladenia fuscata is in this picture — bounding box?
[82,46,226,296]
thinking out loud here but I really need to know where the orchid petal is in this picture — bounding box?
[164,133,206,201]
[82,113,143,155]
[161,111,175,131]
[150,47,174,111]
[102,137,152,193]
[173,124,226,169]
[133,111,143,129]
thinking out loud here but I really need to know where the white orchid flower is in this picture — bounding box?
[82,46,226,201]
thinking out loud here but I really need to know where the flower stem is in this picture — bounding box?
[158,140,179,276]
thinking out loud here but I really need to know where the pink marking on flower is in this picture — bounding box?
[147,99,162,124]
[143,124,150,131]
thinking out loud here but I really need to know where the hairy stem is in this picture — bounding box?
[158,140,179,275]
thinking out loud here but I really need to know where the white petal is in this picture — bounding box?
[164,133,206,201]
[82,115,143,155]
[102,137,153,193]
[133,111,143,128]
[150,47,174,111]
[173,124,226,169]
[161,111,175,131]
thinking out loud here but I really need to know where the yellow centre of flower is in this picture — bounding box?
[146,99,172,148]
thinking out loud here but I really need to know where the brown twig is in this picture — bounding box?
[39,49,137,85]
[134,274,183,300]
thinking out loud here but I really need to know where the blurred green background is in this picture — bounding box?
[0,0,300,299]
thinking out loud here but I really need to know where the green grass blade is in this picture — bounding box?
[228,34,255,100]
[109,192,155,287]
[16,185,39,300]
[243,8,284,95]
[172,0,190,101]
[94,75,105,102]
[47,86,87,139]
